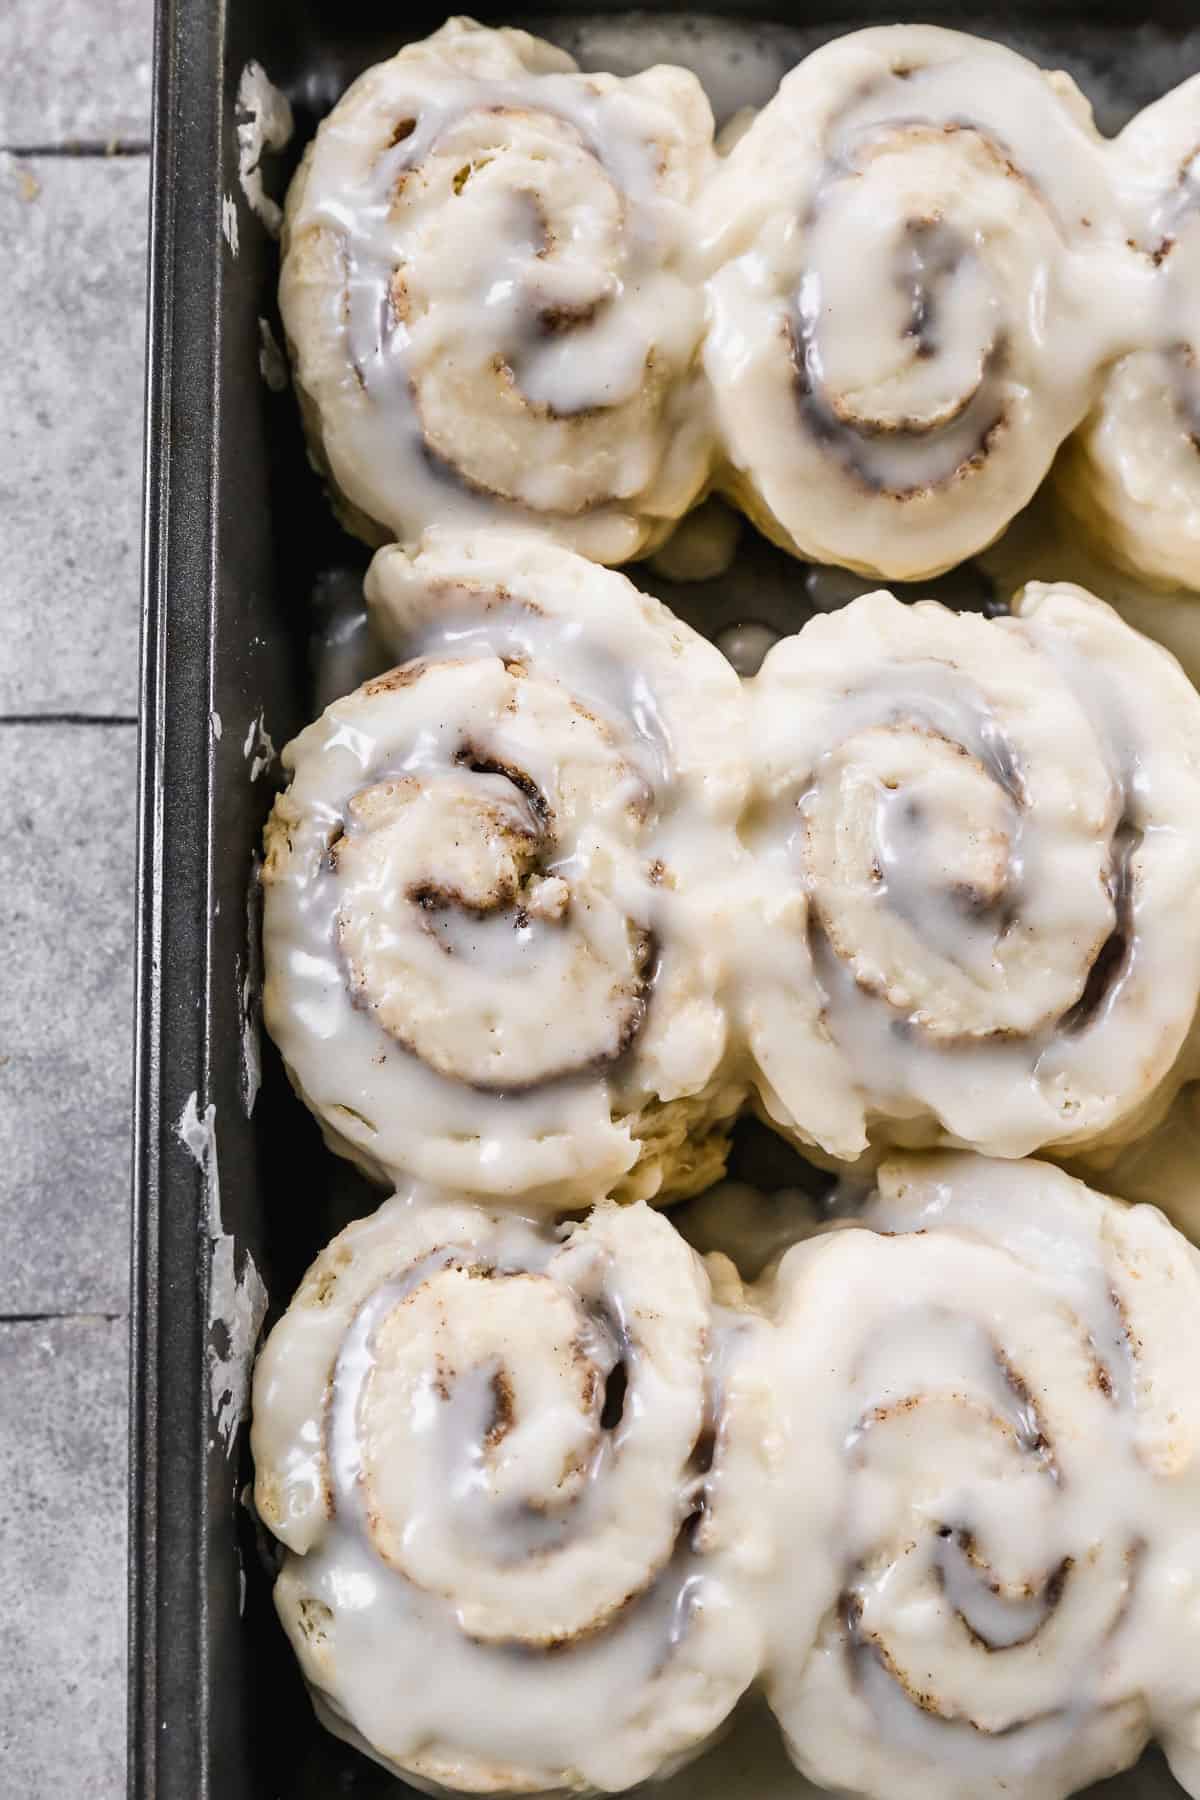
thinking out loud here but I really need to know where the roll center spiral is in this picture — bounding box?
[328,664,653,1091]
[790,129,1022,493]
[359,1266,611,1585]
[802,715,1112,1040]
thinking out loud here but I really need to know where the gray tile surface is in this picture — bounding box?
[0,1316,127,1796]
[0,154,146,719]
[0,0,153,147]
[0,723,136,1315]
[4,5,152,1794]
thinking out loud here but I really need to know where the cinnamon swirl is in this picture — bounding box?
[279,18,714,562]
[263,537,747,1204]
[741,581,1200,1163]
[1058,74,1200,590]
[251,1195,769,1793]
[700,25,1122,579]
[762,1151,1200,1800]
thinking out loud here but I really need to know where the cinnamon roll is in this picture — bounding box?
[251,1195,769,1793]
[263,537,747,1204]
[1057,75,1200,590]
[762,1151,1200,1800]
[742,581,1200,1163]
[279,18,714,562]
[701,25,1121,579]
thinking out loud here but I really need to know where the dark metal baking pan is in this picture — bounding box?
[131,2,1200,1795]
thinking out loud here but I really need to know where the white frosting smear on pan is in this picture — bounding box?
[236,60,293,236]
[177,1093,268,1454]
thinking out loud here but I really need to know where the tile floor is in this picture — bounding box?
[0,1,152,1791]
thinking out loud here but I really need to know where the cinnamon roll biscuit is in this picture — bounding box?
[279,18,714,562]
[700,25,1121,579]
[762,1151,1200,1800]
[263,539,748,1205]
[1058,75,1200,590]
[251,1196,770,1794]
[742,582,1200,1163]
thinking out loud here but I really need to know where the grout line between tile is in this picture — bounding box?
[2,140,151,158]
[0,713,137,727]
[0,1312,126,1325]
